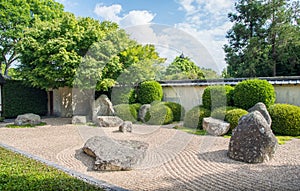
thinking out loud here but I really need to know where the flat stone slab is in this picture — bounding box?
[97,116,123,127]
[203,117,230,136]
[72,115,87,124]
[83,136,148,171]
[15,113,41,125]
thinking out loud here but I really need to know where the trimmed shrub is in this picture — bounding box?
[233,79,275,110]
[225,109,248,133]
[131,103,141,115]
[113,104,139,122]
[268,104,300,136]
[3,80,47,118]
[183,106,210,129]
[137,81,163,104]
[145,103,173,125]
[202,85,234,110]
[211,106,237,120]
[111,87,136,105]
[164,102,185,121]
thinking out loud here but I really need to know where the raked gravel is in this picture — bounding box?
[0,118,299,191]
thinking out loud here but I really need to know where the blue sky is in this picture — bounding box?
[57,0,236,73]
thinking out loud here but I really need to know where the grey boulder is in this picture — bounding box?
[15,113,41,125]
[119,121,133,133]
[83,136,148,171]
[228,110,278,163]
[97,116,123,127]
[248,102,272,126]
[138,104,151,123]
[203,117,230,136]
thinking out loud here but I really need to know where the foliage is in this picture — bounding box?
[0,0,64,77]
[0,147,103,191]
[202,85,234,110]
[211,106,237,120]
[183,106,210,129]
[224,0,300,77]
[6,122,47,128]
[137,81,163,104]
[3,80,48,118]
[145,103,173,125]
[225,109,248,133]
[201,68,220,79]
[163,55,204,80]
[113,104,139,122]
[268,104,300,136]
[164,102,185,121]
[111,87,136,105]
[233,79,275,109]
[173,126,207,135]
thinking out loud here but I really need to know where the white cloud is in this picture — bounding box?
[176,0,236,72]
[93,4,155,27]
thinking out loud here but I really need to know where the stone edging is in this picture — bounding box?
[0,142,128,191]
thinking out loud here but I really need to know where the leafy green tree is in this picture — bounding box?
[224,0,300,77]
[0,0,64,77]
[164,54,204,80]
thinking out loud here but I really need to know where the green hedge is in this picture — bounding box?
[114,104,141,122]
[137,81,163,104]
[211,106,237,120]
[111,87,136,105]
[145,103,173,125]
[202,85,234,110]
[225,109,248,134]
[3,80,48,118]
[268,104,300,136]
[164,102,185,121]
[183,106,210,129]
[233,79,275,110]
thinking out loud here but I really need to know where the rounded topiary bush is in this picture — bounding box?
[114,104,139,122]
[211,106,237,120]
[183,106,210,129]
[145,103,173,125]
[137,81,163,104]
[164,102,185,121]
[268,104,300,136]
[233,79,275,110]
[202,85,234,110]
[111,87,136,105]
[225,109,248,133]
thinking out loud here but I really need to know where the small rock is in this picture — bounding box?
[15,113,41,125]
[203,117,230,136]
[119,121,133,133]
[97,116,123,127]
[72,115,87,124]
[83,136,148,171]
[228,111,278,163]
[138,104,151,122]
[248,102,272,126]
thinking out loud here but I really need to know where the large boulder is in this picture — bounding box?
[228,110,278,163]
[138,104,151,123]
[83,136,148,171]
[94,95,115,116]
[15,113,41,125]
[203,117,230,136]
[97,116,123,127]
[248,102,272,126]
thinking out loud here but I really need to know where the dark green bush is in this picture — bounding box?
[225,109,248,133]
[233,79,275,110]
[111,87,136,105]
[164,102,185,121]
[131,103,141,115]
[202,85,234,110]
[114,104,140,122]
[137,81,163,104]
[145,103,173,125]
[211,106,237,120]
[183,106,210,129]
[3,80,48,118]
[268,104,300,136]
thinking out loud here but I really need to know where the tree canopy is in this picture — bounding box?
[224,0,300,77]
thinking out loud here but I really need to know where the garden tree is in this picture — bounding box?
[0,0,64,77]
[17,12,117,90]
[224,0,300,77]
[201,68,220,79]
[164,54,204,80]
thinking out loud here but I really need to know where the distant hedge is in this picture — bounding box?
[3,80,48,118]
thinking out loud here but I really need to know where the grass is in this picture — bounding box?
[0,147,103,191]
[5,122,47,128]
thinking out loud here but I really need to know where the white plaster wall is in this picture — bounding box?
[274,85,300,106]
